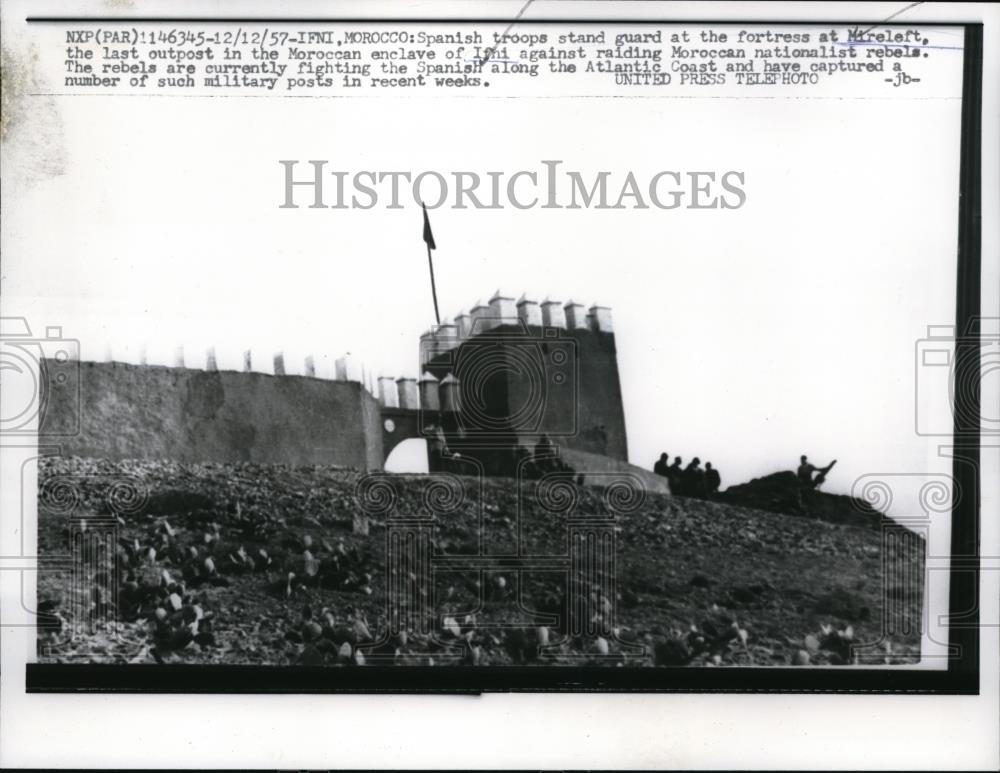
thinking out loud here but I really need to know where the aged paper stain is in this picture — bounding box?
[1,43,67,191]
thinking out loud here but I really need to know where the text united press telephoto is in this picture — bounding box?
[1,3,983,690]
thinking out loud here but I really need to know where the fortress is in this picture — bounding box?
[32,292,667,657]
[38,291,662,486]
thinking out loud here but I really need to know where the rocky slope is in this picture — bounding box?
[36,456,924,667]
[717,471,885,530]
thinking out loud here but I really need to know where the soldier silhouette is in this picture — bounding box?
[682,457,708,499]
[666,456,684,494]
[797,455,837,489]
[705,462,721,496]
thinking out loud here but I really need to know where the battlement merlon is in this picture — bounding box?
[395,376,419,410]
[439,373,460,413]
[489,289,516,321]
[454,310,473,339]
[541,298,566,329]
[418,371,440,411]
[589,304,613,333]
[564,300,587,330]
[469,299,495,333]
[516,294,542,327]
[378,375,399,408]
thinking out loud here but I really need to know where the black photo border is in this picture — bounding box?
[22,15,984,695]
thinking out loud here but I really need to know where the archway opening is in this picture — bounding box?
[384,438,429,474]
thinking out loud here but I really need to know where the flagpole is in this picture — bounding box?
[421,202,441,325]
[426,242,441,325]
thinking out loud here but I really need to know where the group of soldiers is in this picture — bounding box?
[516,433,575,479]
[653,453,720,499]
[651,451,836,500]
[430,422,835,499]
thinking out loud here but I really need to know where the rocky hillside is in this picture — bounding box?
[717,471,885,530]
[36,456,924,668]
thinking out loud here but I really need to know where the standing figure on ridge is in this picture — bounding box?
[705,462,721,497]
[667,456,684,494]
[654,452,670,478]
[682,457,708,499]
[797,455,837,490]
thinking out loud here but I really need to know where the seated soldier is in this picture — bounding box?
[533,433,575,477]
[426,423,449,472]
[533,433,556,473]
[514,443,539,479]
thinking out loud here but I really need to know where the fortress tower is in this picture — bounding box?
[379,291,628,474]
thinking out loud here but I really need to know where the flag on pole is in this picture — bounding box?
[422,203,437,250]
[421,203,441,324]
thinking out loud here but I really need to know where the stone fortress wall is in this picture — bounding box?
[39,292,632,475]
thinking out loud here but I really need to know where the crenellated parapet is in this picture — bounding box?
[96,344,380,399]
[446,290,615,341]
[374,373,454,413]
[381,292,617,419]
